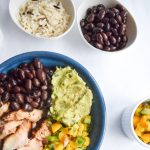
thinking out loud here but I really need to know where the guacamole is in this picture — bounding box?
[50,66,93,126]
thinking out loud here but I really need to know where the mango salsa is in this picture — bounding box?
[44,115,91,150]
[133,101,150,144]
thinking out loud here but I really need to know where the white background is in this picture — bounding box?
[0,0,150,150]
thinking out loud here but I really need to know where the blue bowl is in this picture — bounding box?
[0,51,106,150]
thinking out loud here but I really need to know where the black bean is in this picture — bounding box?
[5,84,12,92]
[106,10,115,18]
[120,10,127,18]
[117,36,121,43]
[11,102,20,110]
[32,90,41,98]
[101,32,108,42]
[110,46,117,51]
[25,96,33,103]
[25,71,33,79]
[122,35,128,42]
[31,101,39,108]
[16,79,22,85]
[113,23,120,29]
[9,94,15,101]
[0,87,4,95]
[39,101,44,109]
[33,78,40,87]
[41,91,48,101]
[116,15,122,24]
[111,8,119,14]
[1,92,10,101]
[118,24,126,35]
[104,23,110,32]
[97,23,104,28]
[86,8,92,15]
[8,78,17,86]
[41,85,48,90]
[93,27,103,34]
[102,17,109,23]
[97,10,106,20]
[25,79,32,91]
[110,18,118,25]
[33,59,41,69]
[96,33,103,44]
[86,13,95,23]
[18,69,25,80]
[119,42,126,49]
[85,23,94,30]
[20,86,27,93]
[111,28,118,37]
[36,69,46,83]
[97,4,105,11]
[106,32,112,37]
[122,17,127,24]
[46,99,51,107]
[115,4,125,12]
[34,97,41,103]
[13,86,21,93]
[23,103,33,112]
[80,19,85,27]
[84,34,91,42]
[28,64,35,71]
[31,70,36,78]
[109,36,117,45]
[105,40,110,46]
[104,46,111,51]
[0,74,7,81]
[91,6,97,13]
[95,43,103,49]
[16,93,24,104]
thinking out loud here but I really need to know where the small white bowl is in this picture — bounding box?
[121,97,150,148]
[9,0,76,40]
[77,0,137,52]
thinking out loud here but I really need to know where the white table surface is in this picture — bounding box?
[0,0,150,150]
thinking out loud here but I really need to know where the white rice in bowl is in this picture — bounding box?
[18,0,71,38]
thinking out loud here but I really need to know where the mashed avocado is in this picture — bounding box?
[50,66,93,126]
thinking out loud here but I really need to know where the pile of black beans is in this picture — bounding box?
[80,4,128,51]
[0,59,54,112]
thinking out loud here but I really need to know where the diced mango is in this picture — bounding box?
[55,143,64,150]
[140,116,148,129]
[82,131,88,137]
[84,137,90,147]
[135,128,142,137]
[140,134,150,143]
[66,141,76,150]
[77,123,85,136]
[133,116,140,128]
[51,123,62,133]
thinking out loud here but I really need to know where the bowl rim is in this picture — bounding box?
[130,97,150,148]
[0,51,106,150]
[9,0,76,40]
[77,0,137,53]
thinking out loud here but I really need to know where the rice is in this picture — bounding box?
[18,0,71,38]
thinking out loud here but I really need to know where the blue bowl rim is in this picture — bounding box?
[0,51,106,150]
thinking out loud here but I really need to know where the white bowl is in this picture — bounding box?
[77,0,137,52]
[121,97,150,148]
[9,0,76,39]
